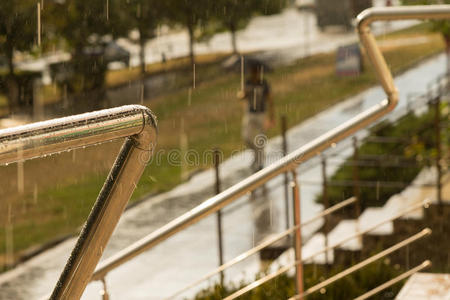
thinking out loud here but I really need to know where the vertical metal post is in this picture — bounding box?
[214,149,225,285]
[291,170,304,297]
[180,120,188,181]
[5,204,14,269]
[352,137,361,218]
[50,135,155,299]
[434,97,443,209]
[321,157,330,269]
[100,278,110,300]
[281,115,290,232]
[37,2,41,46]
[17,146,24,194]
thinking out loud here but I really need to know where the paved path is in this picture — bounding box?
[0,47,446,299]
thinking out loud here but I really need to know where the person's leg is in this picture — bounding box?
[243,113,259,171]
[242,113,253,148]
[243,113,266,172]
[253,114,266,171]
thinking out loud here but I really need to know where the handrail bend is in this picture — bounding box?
[88,5,450,285]
[0,105,157,299]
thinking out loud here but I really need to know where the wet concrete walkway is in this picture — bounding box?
[0,49,445,299]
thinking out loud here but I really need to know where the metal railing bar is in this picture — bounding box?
[91,4,450,291]
[303,199,429,264]
[325,159,424,168]
[363,136,411,144]
[221,200,430,297]
[353,260,431,300]
[91,103,398,281]
[0,105,158,300]
[326,153,433,161]
[288,228,432,300]
[0,105,154,165]
[357,5,450,31]
[223,264,291,300]
[287,84,442,175]
[165,197,357,300]
[225,228,431,300]
[220,200,429,300]
[296,180,433,189]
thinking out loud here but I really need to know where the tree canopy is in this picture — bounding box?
[212,0,288,53]
[118,0,166,74]
[0,0,38,112]
[46,0,124,93]
[165,0,215,66]
[0,0,289,109]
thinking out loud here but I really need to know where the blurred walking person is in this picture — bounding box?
[238,63,275,172]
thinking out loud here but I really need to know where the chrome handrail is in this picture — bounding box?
[166,196,357,300]
[30,5,449,299]
[90,5,441,283]
[0,105,157,299]
[222,199,430,300]
[287,228,432,300]
[354,260,431,300]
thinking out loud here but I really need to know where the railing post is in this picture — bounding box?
[321,156,330,270]
[281,115,291,233]
[180,119,188,181]
[5,205,14,269]
[352,137,361,219]
[17,146,24,194]
[100,278,110,300]
[291,170,304,298]
[214,148,225,285]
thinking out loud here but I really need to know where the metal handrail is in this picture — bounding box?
[0,105,157,299]
[90,6,450,286]
[221,199,430,300]
[166,196,357,299]
[287,228,432,300]
[354,260,431,300]
[89,5,417,284]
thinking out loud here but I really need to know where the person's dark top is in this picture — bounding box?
[244,79,270,113]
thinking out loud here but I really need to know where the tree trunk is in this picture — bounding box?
[230,23,238,54]
[139,34,148,99]
[187,24,195,67]
[6,44,14,78]
[444,35,450,77]
[139,28,147,75]
[5,42,19,113]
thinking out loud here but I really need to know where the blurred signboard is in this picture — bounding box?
[336,44,362,76]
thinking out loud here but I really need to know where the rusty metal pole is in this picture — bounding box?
[214,149,225,285]
[291,170,304,297]
[352,137,361,218]
[281,115,290,233]
[321,157,330,270]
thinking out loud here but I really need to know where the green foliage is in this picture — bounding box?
[212,0,288,52]
[402,0,450,39]
[46,0,124,93]
[193,260,403,300]
[0,0,38,110]
[0,0,38,73]
[117,0,166,73]
[164,0,215,64]
[118,0,162,40]
[316,108,439,211]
